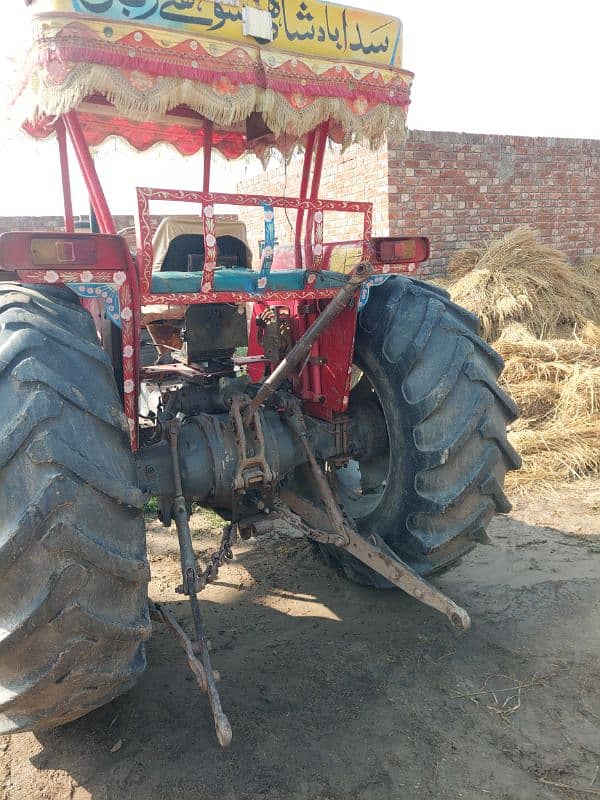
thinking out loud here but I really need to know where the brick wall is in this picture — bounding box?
[2,131,597,278]
[235,143,388,257]
[388,131,599,274]
[237,130,600,277]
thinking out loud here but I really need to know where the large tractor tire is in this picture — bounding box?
[0,284,150,734]
[322,276,521,586]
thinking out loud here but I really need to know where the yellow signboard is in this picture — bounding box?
[30,0,403,67]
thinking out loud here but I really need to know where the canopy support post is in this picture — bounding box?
[294,129,316,269]
[56,119,74,234]
[63,111,116,235]
[303,120,329,270]
[203,120,213,193]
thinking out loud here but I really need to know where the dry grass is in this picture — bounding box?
[578,255,600,282]
[448,228,600,342]
[447,247,481,280]
[445,230,600,490]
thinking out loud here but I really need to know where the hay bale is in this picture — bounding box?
[447,227,600,342]
[578,256,600,282]
[447,247,481,280]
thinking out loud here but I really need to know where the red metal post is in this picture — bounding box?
[56,119,75,234]
[303,121,329,402]
[303,121,329,270]
[63,111,116,235]
[294,129,316,268]
[203,120,213,193]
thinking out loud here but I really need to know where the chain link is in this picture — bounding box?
[196,523,236,591]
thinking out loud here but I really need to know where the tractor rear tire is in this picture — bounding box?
[321,276,521,586]
[0,284,150,734]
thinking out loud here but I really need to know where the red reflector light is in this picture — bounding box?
[374,237,430,264]
[31,238,97,266]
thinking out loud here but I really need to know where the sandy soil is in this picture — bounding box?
[1,480,599,800]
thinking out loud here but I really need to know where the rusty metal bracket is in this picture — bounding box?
[167,416,233,747]
[230,394,274,491]
[282,411,471,632]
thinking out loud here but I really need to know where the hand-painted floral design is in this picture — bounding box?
[120,307,133,321]
[123,344,134,358]
[44,270,59,283]
[113,271,127,285]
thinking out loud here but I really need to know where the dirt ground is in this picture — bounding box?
[1,480,600,800]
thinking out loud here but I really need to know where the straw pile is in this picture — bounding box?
[440,228,600,490]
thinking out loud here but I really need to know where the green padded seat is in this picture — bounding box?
[151,268,348,293]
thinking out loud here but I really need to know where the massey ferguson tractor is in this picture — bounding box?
[0,0,520,746]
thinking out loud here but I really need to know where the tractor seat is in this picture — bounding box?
[150,267,347,294]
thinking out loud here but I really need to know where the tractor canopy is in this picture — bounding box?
[16,0,413,159]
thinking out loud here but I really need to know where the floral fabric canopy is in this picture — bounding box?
[18,0,413,158]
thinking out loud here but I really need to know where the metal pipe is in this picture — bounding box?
[56,119,74,233]
[304,120,329,269]
[244,261,373,420]
[294,129,316,268]
[168,418,232,747]
[203,120,213,193]
[63,111,116,234]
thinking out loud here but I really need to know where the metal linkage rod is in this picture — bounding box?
[168,416,233,747]
[244,261,373,422]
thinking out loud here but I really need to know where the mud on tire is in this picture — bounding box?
[321,276,521,586]
[0,285,150,734]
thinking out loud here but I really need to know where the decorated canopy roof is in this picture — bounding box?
[17,0,413,158]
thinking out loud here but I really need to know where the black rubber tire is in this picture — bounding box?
[321,276,521,586]
[0,284,151,734]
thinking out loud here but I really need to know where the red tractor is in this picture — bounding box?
[0,0,519,746]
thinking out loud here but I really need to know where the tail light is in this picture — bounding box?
[373,236,430,264]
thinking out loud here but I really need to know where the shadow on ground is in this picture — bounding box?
[4,502,600,800]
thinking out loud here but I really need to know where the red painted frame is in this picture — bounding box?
[0,109,408,446]
[135,186,373,304]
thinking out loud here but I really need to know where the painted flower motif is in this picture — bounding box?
[382,264,390,274]
[352,96,369,115]
[133,31,143,42]
[202,282,212,293]
[120,307,133,321]
[205,234,217,248]
[95,288,102,295]
[313,243,323,256]
[123,345,134,358]
[307,273,316,284]
[129,70,154,91]
[262,246,273,258]
[203,205,214,219]
[257,277,267,289]
[124,379,135,394]
[408,262,416,273]
[44,270,59,283]
[214,75,235,95]
[290,92,310,109]
[81,270,93,282]
[113,271,127,286]
[190,40,199,50]
[264,210,274,222]
[314,211,323,224]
